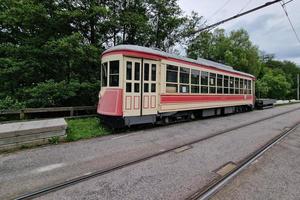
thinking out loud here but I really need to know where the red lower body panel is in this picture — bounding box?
[97,88,123,116]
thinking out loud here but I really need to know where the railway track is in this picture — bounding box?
[186,121,300,200]
[14,107,300,200]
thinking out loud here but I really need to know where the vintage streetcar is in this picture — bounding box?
[97,45,255,128]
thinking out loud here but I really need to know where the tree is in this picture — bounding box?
[187,28,262,77]
[256,69,291,99]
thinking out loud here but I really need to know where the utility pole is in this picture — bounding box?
[297,73,299,100]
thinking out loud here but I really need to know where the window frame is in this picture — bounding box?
[209,73,216,94]
[108,60,120,87]
[101,62,108,87]
[191,69,200,94]
[201,71,209,94]
[164,64,253,96]
[166,65,179,93]
[217,74,223,94]
[179,67,190,93]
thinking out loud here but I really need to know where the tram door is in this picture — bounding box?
[142,59,158,115]
[124,57,158,116]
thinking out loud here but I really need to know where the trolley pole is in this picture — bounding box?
[297,74,299,100]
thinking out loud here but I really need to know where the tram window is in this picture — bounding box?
[144,63,149,81]
[191,86,199,93]
[126,62,132,80]
[224,76,229,87]
[201,71,209,85]
[126,83,132,92]
[224,75,229,94]
[151,83,156,92]
[209,73,216,86]
[134,83,139,93]
[191,69,200,84]
[217,74,223,94]
[101,62,107,87]
[144,83,149,92]
[109,60,119,86]
[243,80,247,94]
[180,85,189,93]
[166,84,178,93]
[166,65,178,83]
[217,74,223,87]
[191,69,200,93]
[217,87,222,94]
[209,73,216,94]
[134,63,140,81]
[224,88,229,94]
[240,79,244,94]
[247,80,252,94]
[235,78,239,94]
[180,67,190,84]
[230,77,234,94]
[151,64,156,81]
[201,86,208,93]
[209,87,216,94]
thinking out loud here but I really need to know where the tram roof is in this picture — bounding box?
[103,45,255,79]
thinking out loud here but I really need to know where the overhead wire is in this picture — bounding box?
[280,0,300,43]
[207,0,232,21]
[238,0,253,14]
[192,0,283,34]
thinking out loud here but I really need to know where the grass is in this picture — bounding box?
[66,117,110,142]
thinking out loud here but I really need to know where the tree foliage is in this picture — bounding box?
[0,0,299,110]
[187,28,300,99]
[187,29,262,77]
[0,0,203,109]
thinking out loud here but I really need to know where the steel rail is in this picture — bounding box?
[14,107,300,200]
[186,122,300,200]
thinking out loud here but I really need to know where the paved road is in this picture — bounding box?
[212,125,300,200]
[0,104,299,199]
[39,106,300,200]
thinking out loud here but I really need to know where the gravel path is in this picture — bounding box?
[0,104,299,199]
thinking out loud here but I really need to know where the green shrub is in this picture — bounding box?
[0,96,25,110]
[20,80,100,107]
[48,136,60,144]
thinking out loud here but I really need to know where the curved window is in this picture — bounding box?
[102,62,108,87]
[101,62,108,87]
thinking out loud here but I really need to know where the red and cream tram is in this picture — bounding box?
[97,45,255,127]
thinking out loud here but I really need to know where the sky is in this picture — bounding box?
[177,0,300,65]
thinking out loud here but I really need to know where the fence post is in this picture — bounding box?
[70,107,74,116]
[20,109,25,120]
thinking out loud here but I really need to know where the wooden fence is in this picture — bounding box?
[0,106,97,120]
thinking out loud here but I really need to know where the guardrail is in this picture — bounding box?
[0,106,97,120]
